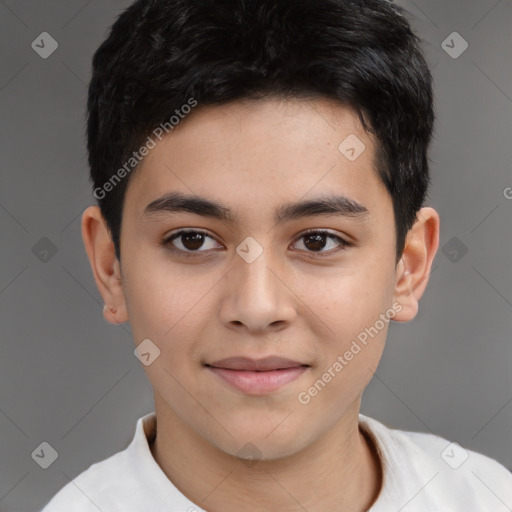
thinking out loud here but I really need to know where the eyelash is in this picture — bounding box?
[161,229,352,258]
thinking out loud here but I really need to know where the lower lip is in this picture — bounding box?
[206,365,308,394]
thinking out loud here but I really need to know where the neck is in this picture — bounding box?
[149,396,382,512]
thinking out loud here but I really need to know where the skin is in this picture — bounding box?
[82,98,440,512]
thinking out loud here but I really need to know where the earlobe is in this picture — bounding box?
[392,207,440,323]
[102,303,125,325]
[81,205,129,325]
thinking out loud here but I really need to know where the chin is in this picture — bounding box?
[207,421,313,463]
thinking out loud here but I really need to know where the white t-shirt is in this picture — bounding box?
[41,412,512,511]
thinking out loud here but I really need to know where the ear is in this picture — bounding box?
[392,207,440,322]
[81,205,129,325]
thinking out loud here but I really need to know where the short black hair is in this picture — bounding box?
[87,0,435,264]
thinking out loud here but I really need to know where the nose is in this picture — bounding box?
[218,245,297,334]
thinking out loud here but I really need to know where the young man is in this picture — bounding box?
[42,0,512,510]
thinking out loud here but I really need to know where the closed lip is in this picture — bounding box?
[205,356,309,371]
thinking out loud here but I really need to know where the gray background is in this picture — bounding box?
[0,0,511,510]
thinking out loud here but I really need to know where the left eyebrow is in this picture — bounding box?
[141,191,370,224]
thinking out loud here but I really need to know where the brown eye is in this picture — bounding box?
[304,233,328,251]
[293,230,350,255]
[178,231,206,250]
[163,230,221,254]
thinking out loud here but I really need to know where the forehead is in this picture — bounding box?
[124,98,391,224]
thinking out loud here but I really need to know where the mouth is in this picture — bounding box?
[204,356,310,395]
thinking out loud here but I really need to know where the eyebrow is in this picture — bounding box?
[142,191,369,224]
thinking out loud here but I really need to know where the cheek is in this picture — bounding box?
[298,259,394,392]
[303,263,393,339]
[122,258,210,399]
[122,251,209,339]
[298,279,391,415]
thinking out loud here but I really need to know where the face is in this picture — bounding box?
[116,98,401,458]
